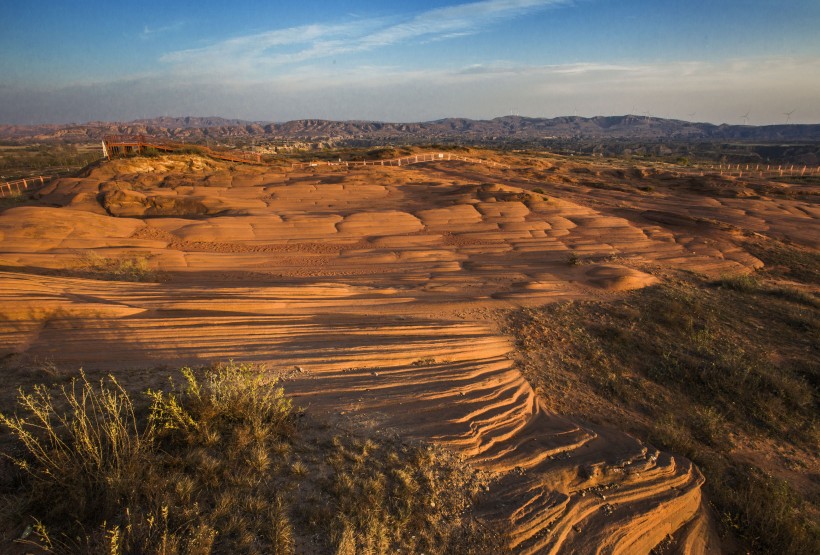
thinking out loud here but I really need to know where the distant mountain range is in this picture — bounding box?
[2,115,820,143]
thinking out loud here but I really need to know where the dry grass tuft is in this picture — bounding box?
[75,253,160,282]
[411,356,438,366]
[320,437,495,554]
[0,372,151,524]
[0,363,296,554]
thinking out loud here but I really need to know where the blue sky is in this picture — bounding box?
[1,0,819,124]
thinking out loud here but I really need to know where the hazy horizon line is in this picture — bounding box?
[4,113,819,128]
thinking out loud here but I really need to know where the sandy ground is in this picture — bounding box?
[2,153,814,553]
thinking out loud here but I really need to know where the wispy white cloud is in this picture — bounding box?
[160,0,572,74]
[353,0,570,49]
[140,21,185,40]
[454,61,640,76]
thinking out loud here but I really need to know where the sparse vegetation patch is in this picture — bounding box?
[0,363,499,554]
[506,274,819,554]
[75,253,160,282]
[0,191,29,210]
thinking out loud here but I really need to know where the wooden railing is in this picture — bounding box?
[290,152,509,170]
[699,163,820,179]
[0,175,52,198]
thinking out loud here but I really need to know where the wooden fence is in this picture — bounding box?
[0,175,51,198]
[290,152,509,170]
[701,163,820,179]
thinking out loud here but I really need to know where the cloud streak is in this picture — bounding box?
[160,0,572,74]
[140,21,185,40]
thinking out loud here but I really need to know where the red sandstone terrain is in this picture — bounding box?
[0,149,817,553]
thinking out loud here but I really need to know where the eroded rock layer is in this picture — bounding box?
[2,154,801,553]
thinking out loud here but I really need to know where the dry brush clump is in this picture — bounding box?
[319,436,497,555]
[74,253,161,282]
[0,363,295,554]
[0,373,151,526]
[0,362,498,554]
[506,271,819,554]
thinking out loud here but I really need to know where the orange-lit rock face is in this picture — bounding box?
[7,152,810,553]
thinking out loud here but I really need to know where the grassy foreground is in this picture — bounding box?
[506,240,819,554]
[0,363,499,554]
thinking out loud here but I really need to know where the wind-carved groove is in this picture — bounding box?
[0,271,707,553]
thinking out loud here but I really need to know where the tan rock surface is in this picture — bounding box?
[4,154,807,553]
